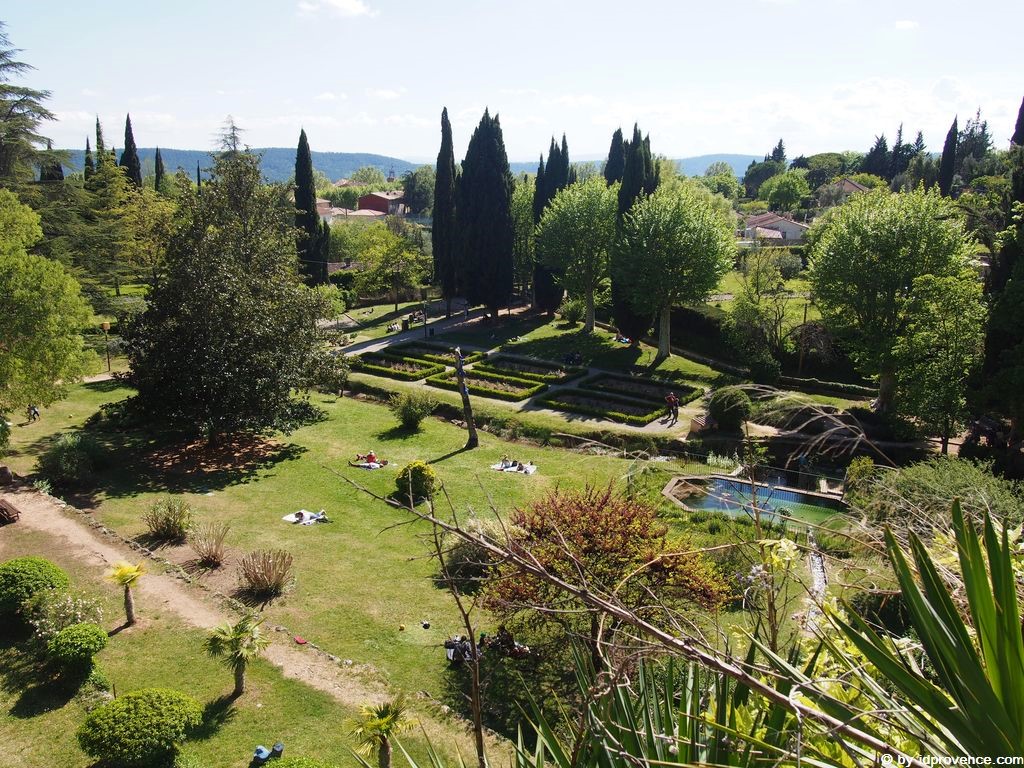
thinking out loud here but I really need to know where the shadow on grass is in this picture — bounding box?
[82,378,126,393]
[0,636,85,719]
[426,445,474,465]
[192,694,238,740]
[373,424,421,442]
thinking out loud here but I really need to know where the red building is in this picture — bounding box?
[357,190,406,215]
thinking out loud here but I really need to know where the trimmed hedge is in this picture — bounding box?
[777,375,875,398]
[390,342,484,366]
[536,389,665,426]
[578,373,700,405]
[473,355,586,384]
[77,688,203,767]
[0,556,70,617]
[426,369,547,402]
[351,353,446,382]
[708,388,753,431]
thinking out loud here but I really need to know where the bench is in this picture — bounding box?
[0,499,19,525]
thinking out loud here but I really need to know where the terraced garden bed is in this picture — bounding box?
[426,368,547,401]
[352,352,446,381]
[390,341,484,366]
[535,388,666,426]
[579,373,701,405]
[474,355,585,384]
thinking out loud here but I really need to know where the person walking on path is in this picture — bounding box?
[665,392,680,424]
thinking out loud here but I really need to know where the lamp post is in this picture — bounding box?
[100,321,111,372]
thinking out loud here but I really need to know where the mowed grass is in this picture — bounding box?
[6,381,697,704]
[0,527,452,768]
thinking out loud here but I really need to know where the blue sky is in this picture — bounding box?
[5,1,1022,162]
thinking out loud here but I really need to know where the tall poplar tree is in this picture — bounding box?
[154,147,165,193]
[84,136,94,181]
[532,135,571,312]
[938,117,958,197]
[431,107,458,316]
[119,113,142,188]
[610,124,658,341]
[456,109,513,317]
[604,128,625,186]
[294,129,328,285]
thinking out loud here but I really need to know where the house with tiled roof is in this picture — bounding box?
[358,190,406,215]
[742,212,810,242]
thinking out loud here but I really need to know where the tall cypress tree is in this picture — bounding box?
[610,124,658,341]
[294,129,328,285]
[95,117,106,158]
[456,109,514,317]
[119,113,142,187]
[604,128,625,185]
[432,107,458,316]
[84,136,94,181]
[196,162,202,194]
[154,147,165,193]
[533,135,571,312]
[1012,94,1024,146]
[938,117,958,197]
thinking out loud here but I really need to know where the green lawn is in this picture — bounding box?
[344,299,442,344]
[0,526,465,768]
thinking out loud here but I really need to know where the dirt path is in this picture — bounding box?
[0,487,499,756]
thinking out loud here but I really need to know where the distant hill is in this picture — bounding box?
[59,148,759,182]
[509,153,760,179]
[60,148,420,183]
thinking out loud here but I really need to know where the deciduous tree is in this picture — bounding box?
[401,165,434,214]
[536,176,617,332]
[614,184,734,357]
[808,187,973,412]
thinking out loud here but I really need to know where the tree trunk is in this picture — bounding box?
[233,663,245,697]
[454,349,479,449]
[589,612,603,671]
[584,291,595,334]
[657,307,671,359]
[123,585,135,626]
[875,370,897,413]
[941,435,950,455]
[378,739,392,768]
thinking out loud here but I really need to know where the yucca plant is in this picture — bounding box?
[237,549,293,599]
[188,521,230,568]
[108,561,145,626]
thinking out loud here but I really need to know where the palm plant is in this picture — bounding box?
[204,612,271,698]
[108,561,145,626]
[349,695,416,768]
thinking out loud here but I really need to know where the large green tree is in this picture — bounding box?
[0,190,92,432]
[401,165,434,215]
[808,187,973,412]
[294,129,329,285]
[510,173,535,297]
[603,127,625,185]
[431,107,458,316]
[353,222,430,311]
[456,109,514,317]
[536,176,618,332]
[614,184,734,357]
[0,23,55,183]
[610,124,659,341]
[122,148,326,434]
[119,114,142,188]
[759,170,810,211]
[893,272,985,453]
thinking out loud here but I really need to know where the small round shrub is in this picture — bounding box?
[774,251,803,280]
[388,390,437,431]
[395,460,438,504]
[76,688,203,767]
[38,431,107,487]
[558,297,586,325]
[143,498,194,541]
[48,622,108,669]
[707,388,752,432]
[747,350,781,385]
[0,556,70,617]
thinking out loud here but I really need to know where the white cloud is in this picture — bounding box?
[298,0,375,18]
[315,91,343,101]
[894,19,919,30]
[80,88,98,97]
[367,88,403,101]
